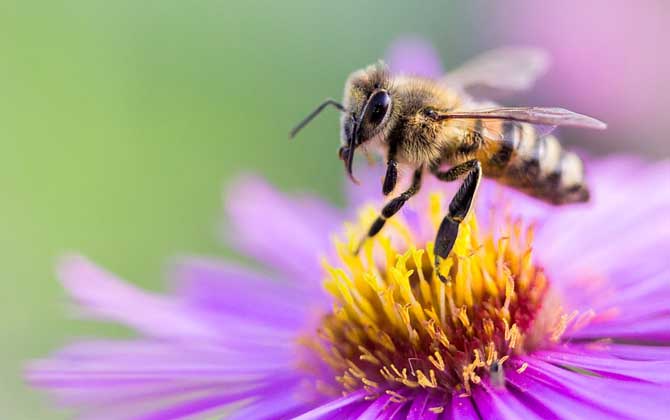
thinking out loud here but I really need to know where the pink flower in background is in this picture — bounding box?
[489,1,670,155]
[387,36,443,78]
[27,39,670,419]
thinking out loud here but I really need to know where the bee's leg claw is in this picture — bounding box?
[434,162,482,281]
[355,217,386,255]
[353,239,365,256]
[434,217,460,282]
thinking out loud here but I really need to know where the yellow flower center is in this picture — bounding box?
[302,193,574,399]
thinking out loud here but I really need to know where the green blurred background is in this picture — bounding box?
[2,1,667,418]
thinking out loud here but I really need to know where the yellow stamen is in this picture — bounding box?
[516,362,529,374]
[428,351,446,372]
[385,390,408,403]
[301,192,580,397]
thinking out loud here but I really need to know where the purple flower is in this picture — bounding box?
[28,41,670,419]
[27,157,670,419]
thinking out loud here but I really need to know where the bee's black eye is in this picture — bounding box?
[366,91,391,126]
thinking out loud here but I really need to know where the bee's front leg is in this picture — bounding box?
[382,145,400,196]
[355,167,423,255]
[434,160,482,281]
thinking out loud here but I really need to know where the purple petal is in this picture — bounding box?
[133,388,265,420]
[356,394,397,420]
[344,163,385,210]
[171,257,317,330]
[450,394,478,420]
[568,317,670,342]
[406,392,429,420]
[472,381,551,420]
[134,375,306,420]
[516,357,670,419]
[224,387,312,420]
[60,257,302,352]
[57,255,216,339]
[505,364,621,419]
[405,391,446,420]
[386,36,443,78]
[334,401,376,420]
[534,349,670,384]
[565,270,670,342]
[526,158,670,342]
[385,399,412,420]
[572,343,670,361]
[26,340,296,406]
[289,390,366,420]
[537,159,670,275]
[223,176,341,291]
[29,340,293,381]
[27,338,304,420]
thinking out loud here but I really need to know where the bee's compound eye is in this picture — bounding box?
[367,91,391,126]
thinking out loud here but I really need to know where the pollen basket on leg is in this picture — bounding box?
[301,192,563,398]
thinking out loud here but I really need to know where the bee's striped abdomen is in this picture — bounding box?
[479,122,589,204]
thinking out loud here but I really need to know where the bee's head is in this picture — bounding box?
[339,63,395,182]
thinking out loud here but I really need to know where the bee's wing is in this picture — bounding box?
[449,119,557,143]
[441,107,607,130]
[440,106,606,143]
[443,47,550,92]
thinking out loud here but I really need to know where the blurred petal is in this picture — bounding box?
[515,357,670,419]
[386,36,443,78]
[223,388,311,420]
[567,270,670,341]
[538,159,670,275]
[505,365,623,419]
[525,158,670,342]
[224,176,340,289]
[58,255,215,339]
[534,348,670,384]
[579,343,670,361]
[345,163,385,210]
[171,257,315,329]
[27,339,301,420]
[278,390,366,420]
[406,392,429,420]
[406,392,446,420]
[450,395,478,420]
[569,317,670,342]
[357,394,397,419]
[472,382,550,420]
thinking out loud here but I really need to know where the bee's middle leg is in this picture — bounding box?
[355,168,423,254]
[433,161,482,281]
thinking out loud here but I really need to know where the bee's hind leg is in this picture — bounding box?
[434,161,482,281]
[354,168,423,255]
[430,159,479,182]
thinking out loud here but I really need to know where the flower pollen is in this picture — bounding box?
[304,193,571,398]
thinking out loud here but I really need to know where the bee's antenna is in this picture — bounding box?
[289,99,345,139]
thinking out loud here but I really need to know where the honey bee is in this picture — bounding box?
[290,47,606,275]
